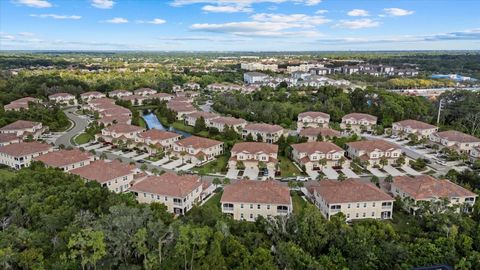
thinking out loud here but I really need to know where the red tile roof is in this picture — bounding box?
[392,175,477,200]
[130,172,201,197]
[186,111,219,120]
[104,124,144,134]
[0,120,41,131]
[138,129,181,141]
[34,149,92,167]
[210,116,246,126]
[347,140,400,152]
[0,142,52,157]
[342,113,377,122]
[0,133,20,144]
[81,91,104,97]
[311,179,393,203]
[109,89,131,95]
[299,127,341,138]
[298,111,330,119]
[231,142,278,155]
[49,93,75,99]
[221,180,291,205]
[292,141,344,155]
[244,123,283,133]
[394,119,437,130]
[70,160,135,183]
[433,130,480,143]
[175,136,223,149]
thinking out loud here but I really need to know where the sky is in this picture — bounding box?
[0,0,479,51]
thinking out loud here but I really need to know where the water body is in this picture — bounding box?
[142,112,192,138]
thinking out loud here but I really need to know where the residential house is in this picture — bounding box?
[241,62,278,72]
[48,93,77,106]
[429,130,480,154]
[340,113,378,133]
[207,116,247,133]
[34,149,94,171]
[297,111,330,131]
[135,129,182,153]
[0,142,53,169]
[206,83,243,92]
[244,72,269,84]
[470,146,480,160]
[346,140,402,167]
[229,142,278,179]
[172,136,224,164]
[291,141,346,171]
[242,123,284,143]
[0,133,21,147]
[183,82,201,90]
[299,127,341,142]
[134,88,157,96]
[4,97,42,111]
[100,124,145,144]
[109,89,133,98]
[221,180,292,221]
[167,102,197,120]
[184,111,219,127]
[392,120,438,138]
[80,91,106,102]
[0,120,44,139]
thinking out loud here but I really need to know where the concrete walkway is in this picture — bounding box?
[323,166,339,179]
[341,168,359,178]
[401,165,422,176]
[384,165,404,176]
[368,167,387,177]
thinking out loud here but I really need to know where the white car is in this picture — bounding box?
[296,176,310,182]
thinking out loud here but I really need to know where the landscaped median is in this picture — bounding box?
[72,132,93,146]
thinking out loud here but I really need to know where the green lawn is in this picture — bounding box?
[202,191,222,212]
[171,121,195,133]
[291,191,310,214]
[0,168,15,181]
[279,156,304,177]
[138,117,148,128]
[73,133,93,145]
[193,155,229,175]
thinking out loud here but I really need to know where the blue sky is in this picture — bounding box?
[0,0,479,51]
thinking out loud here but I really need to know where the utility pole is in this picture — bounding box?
[436,98,444,125]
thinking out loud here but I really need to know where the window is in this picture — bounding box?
[241,213,244,219]
[356,203,360,208]
[250,214,253,219]
[372,202,376,207]
[348,204,351,208]
[267,205,270,210]
[356,213,359,218]
[250,204,253,209]
[165,196,168,201]
[257,204,261,209]
[363,203,367,208]
[143,193,146,197]
[330,205,341,210]
[346,214,350,218]
[372,212,375,217]
[362,213,366,217]
[241,204,244,209]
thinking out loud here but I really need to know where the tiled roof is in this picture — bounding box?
[394,119,437,130]
[151,93,173,99]
[104,124,144,134]
[0,142,52,157]
[347,140,400,152]
[81,91,104,97]
[130,172,201,197]
[0,120,41,131]
[342,113,377,122]
[70,160,135,183]
[210,116,246,126]
[221,180,291,205]
[298,111,330,119]
[244,123,283,133]
[138,130,181,141]
[88,97,115,105]
[292,141,344,155]
[34,149,92,167]
[134,88,156,94]
[109,89,131,95]
[0,133,20,143]
[433,130,480,143]
[175,136,223,149]
[49,93,75,98]
[299,127,341,138]
[231,142,278,155]
[186,111,219,120]
[311,179,393,203]
[392,175,477,200]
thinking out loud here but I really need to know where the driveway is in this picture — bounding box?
[176,163,196,172]
[55,107,90,147]
[383,165,404,176]
[244,167,259,180]
[368,167,387,177]
[322,166,339,179]
[84,143,103,151]
[306,170,319,180]
[226,168,239,179]
[401,165,422,176]
[133,153,150,161]
[122,151,139,158]
[96,145,112,152]
[152,157,169,166]
[341,168,359,178]
[163,159,183,169]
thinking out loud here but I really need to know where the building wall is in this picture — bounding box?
[242,129,283,143]
[134,186,203,214]
[292,149,345,170]
[221,201,292,221]
[0,148,53,169]
[58,158,94,172]
[101,173,135,193]
[392,124,438,138]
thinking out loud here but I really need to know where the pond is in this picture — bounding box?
[142,112,192,138]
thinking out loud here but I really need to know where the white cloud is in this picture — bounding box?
[347,9,369,17]
[19,32,35,36]
[91,0,115,9]
[190,21,321,37]
[251,13,329,25]
[202,5,253,13]
[0,33,16,41]
[14,0,52,8]
[315,9,328,14]
[383,8,414,16]
[137,18,167,25]
[105,17,128,24]
[334,19,380,29]
[30,14,82,20]
[301,0,321,6]
[172,0,322,7]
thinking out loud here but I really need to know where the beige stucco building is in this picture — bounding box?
[340,113,377,134]
[392,120,438,138]
[297,111,330,131]
[48,93,77,106]
[346,140,402,167]
[228,142,278,180]
[0,120,45,140]
[429,130,480,154]
[242,123,284,144]
[171,136,224,164]
[291,141,346,171]
[34,149,94,171]
[0,142,53,169]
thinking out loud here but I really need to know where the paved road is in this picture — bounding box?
[55,107,90,147]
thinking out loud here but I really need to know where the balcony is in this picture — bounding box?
[277,209,289,214]
[223,207,234,212]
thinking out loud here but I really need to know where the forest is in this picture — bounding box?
[0,164,479,270]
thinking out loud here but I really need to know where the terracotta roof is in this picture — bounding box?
[244,123,283,133]
[130,172,201,197]
[134,88,156,94]
[88,97,115,105]
[186,111,219,120]
[151,93,173,99]
[221,180,291,205]
[34,149,92,167]
[98,115,131,125]
[299,127,341,138]
[298,111,330,119]
[175,136,223,149]
[210,116,246,126]
[138,129,181,141]
[393,175,477,200]
[394,119,437,130]
[231,142,278,155]
[347,140,400,152]
[100,107,132,116]
[311,179,393,203]
[49,93,75,99]
[433,130,480,143]
[0,120,41,131]
[292,141,344,155]
[70,160,135,183]
[342,113,377,122]
[104,124,144,134]
[167,102,196,112]
[109,89,131,95]
[0,142,52,157]
[0,133,20,143]
[81,91,104,97]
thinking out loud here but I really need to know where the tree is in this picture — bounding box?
[256,134,263,142]
[379,157,389,169]
[318,158,327,169]
[338,156,346,167]
[99,153,107,160]
[194,117,207,133]
[235,161,245,170]
[245,133,254,142]
[68,229,106,270]
[337,174,347,181]
[212,177,222,187]
[384,175,393,183]
[140,164,148,171]
[395,155,406,167]
[370,176,380,187]
[223,178,230,185]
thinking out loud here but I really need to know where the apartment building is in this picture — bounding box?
[80,91,106,102]
[299,127,341,142]
[391,175,477,213]
[167,102,197,120]
[346,140,402,167]
[0,142,53,169]
[0,120,45,139]
[48,93,77,106]
[70,160,136,193]
[206,83,243,92]
[429,130,480,154]
[183,82,201,90]
[108,89,133,98]
[207,116,247,133]
[392,120,438,138]
[100,124,145,143]
[172,136,223,164]
[242,123,284,143]
[34,149,94,171]
[309,179,394,221]
[184,111,219,126]
[130,172,203,215]
[244,72,269,84]
[340,113,377,133]
[221,180,292,221]
[0,133,21,147]
[135,129,182,153]
[134,88,157,96]
[4,97,42,111]
[229,142,278,178]
[291,141,346,171]
[297,111,330,131]
[241,63,278,72]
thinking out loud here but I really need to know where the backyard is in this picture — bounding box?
[279,156,304,177]
[193,155,229,175]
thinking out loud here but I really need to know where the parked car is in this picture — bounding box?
[296,176,309,182]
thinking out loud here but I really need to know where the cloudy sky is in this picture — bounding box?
[0,0,479,51]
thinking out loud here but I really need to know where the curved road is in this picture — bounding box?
[55,107,90,147]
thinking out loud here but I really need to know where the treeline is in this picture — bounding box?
[1,165,480,269]
[436,90,480,137]
[0,104,70,132]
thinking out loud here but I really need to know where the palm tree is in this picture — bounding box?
[318,158,327,169]
[379,156,388,169]
[338,156,346,167]
[212,177,222,187]
[236,161,245,170]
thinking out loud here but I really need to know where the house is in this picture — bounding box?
[184,111,219,127]
[297,111,330,131]
[429,130,480,154]
[470,146,480,160]
[150,93,174,101]
[134,88,157,96]
[183,82,201,90]
[4,97,42,111]
[291,141,346,171]
[229,142,278,179]
[120,95,148,106]
[70,160,136,193]
[392,120,438,138]
[34,149,94,171]
[391,175,477,213]
[172,85,182,92]
[109,89,133,98]
[308,179,393,221]
[100,124,145,143]
[206,83,243,92]
[221,180,291,221]
[299,127,341,142]
[167,102,197,120]
[207,116,247,133]
[241,62,278,72]
[0,120,44,139]
[242,123,284,143]
[130,172,203,215]
[135,130,182,153]
[0,133,21,146]
[0,142,53,169]
[172,136,223,164]
[176,91,199,98]
[244,72,269,84]
[346,140,402,167]
[80,91,106,102]
[340,113,377,133]
[48,93,77,106]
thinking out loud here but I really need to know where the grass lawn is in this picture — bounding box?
[73,133,93,145]
[279,156,304,177]
[202,191,222,212]
[171,121,195,133]
[193,155,229,175]
[291,191,311,214]
[0,168,15,181]
[138,117,148,129]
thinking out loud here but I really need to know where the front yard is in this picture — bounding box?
[193,155,229,175]
[291,191,312,214]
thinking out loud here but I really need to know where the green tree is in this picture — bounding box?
[68,229,106,270]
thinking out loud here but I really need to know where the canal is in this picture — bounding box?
[142,112,192,138]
